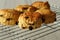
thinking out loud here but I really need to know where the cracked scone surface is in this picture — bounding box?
[18,11,42,30]
[0,9,20,25]
[36,9,56,24]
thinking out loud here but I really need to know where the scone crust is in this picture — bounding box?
[15,5,30,12]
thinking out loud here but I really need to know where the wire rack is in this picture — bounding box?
[0,7,60,40]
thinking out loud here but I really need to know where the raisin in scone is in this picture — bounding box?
[31,1,50,9]
[36,8,56,24]
[0,9,20,25]
[18,11,42,30]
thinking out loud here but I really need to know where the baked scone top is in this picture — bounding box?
[36,8,55,15]
[32,1,50,9]
[19,11,42,21]
[15,5,38,12]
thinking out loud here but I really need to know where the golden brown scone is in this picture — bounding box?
[15,5,30,13]
[18,11,42,30]
[36,9,56,24]
[15,5,38,13]
[31,1,50,9]
[0,9,20,25]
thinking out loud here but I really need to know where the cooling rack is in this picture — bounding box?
[0,8,60,40]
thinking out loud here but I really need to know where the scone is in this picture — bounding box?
[18,11,42,30]
[36,8,56,24]
[0,9,20,25]
[31,1,50,9]
[15,5,37,12]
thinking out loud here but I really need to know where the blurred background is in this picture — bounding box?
[0,0,60,9]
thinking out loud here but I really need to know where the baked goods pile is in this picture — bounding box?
[0,1,56,30]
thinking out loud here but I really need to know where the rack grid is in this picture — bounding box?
[0,12,60,40]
